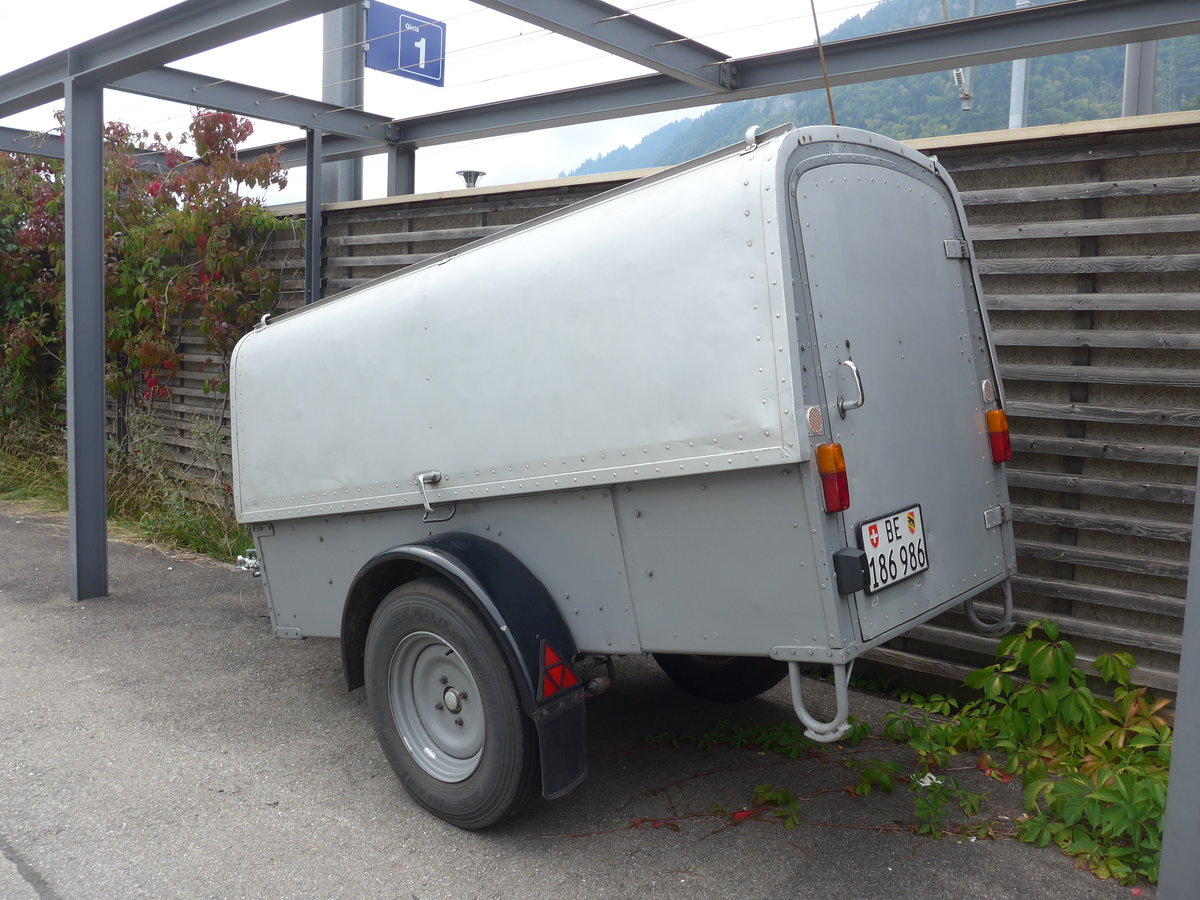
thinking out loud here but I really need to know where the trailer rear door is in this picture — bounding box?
[792,155,1009,642]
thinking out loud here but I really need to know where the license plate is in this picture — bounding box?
[858,505,929,594]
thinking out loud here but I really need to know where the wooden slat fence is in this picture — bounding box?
[887,115,1200,692]
[150,117,1199,692]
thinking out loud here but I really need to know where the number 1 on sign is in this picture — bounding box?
[413,37,426,69]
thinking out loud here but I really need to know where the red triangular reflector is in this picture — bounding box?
[540,643,579,700]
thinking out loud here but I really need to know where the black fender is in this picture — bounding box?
[341,532,587,799]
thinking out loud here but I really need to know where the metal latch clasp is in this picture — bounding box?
[414,470,457,523]
[944,239,969,259]
[983,503,1011,529]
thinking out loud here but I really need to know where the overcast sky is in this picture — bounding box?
[0,1,881,201]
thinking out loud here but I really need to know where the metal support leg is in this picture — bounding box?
[64,77,108,602]
[788,661,852,743]
[304,128,324,305]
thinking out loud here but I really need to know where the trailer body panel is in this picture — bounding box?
[229,125,1015,813]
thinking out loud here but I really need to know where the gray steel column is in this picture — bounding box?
[1121,41,1158,116]
[322,3,365,201]
[387,145,415,196]
[64,76,108,601]
[305,128,324,305]
[1007,0,1031,129]
[1158,463,1200,893]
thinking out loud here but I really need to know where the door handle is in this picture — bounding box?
[837,359,865,419]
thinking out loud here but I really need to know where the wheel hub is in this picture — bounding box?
[388,631,485,783]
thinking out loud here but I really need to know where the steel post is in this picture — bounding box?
[322,3,365,201]
[387,144,415,196]
[305,128,324,304]
[64,76,108,601]
[1158,462,1200,893]
[1121,41,1158,116]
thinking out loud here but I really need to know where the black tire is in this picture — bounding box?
[652,653,788,702]
[364,577,538,829]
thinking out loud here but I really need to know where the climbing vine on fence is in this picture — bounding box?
[0,108,290,424]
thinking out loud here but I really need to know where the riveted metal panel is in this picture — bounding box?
[256,488,639,653]
[231,132,803,524]
[613,467,844,657]
[785,140,1012,642]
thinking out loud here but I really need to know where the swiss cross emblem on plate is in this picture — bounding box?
[868,523,880,548]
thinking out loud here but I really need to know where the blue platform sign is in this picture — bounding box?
[365,3,446,87]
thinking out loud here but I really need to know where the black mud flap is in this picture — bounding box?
[533,690,588,799]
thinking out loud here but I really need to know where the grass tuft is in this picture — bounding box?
[1,419,250,561]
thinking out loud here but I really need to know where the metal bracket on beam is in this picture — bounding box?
[719,62,738,90]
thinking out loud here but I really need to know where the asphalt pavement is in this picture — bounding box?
[0,502,1150,899]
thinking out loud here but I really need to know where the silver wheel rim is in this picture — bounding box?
[388,630,484,782]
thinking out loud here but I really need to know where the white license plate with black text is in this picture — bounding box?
[858,505,929,594]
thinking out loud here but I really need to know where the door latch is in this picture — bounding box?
[414,470,457,523]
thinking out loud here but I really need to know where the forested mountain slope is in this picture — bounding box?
[566,0,1200,176]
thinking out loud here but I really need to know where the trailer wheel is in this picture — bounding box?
[652,653,788,702]
[364,578,538,829]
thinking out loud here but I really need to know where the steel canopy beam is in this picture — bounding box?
[389,0,1200,146]
[0,125,62,158]
[0,0,347,118]
[470,0,733,92]
[252,133,385,168]
[110,67,395,144]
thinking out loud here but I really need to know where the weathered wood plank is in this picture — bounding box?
[325,278,366,292]
[939,138,1200,174]
[861,646,980,684]
[1006,400,1200,428]
[960,175,1200,206]
[1006,469,1195,504]
[978,254,1200,275]
[970,214,1200,242]
[1011,573,1186,618]
[326,253,438,268]
[986,293,1200,312]
[1013,504,1191,543]
[963,599,1183,653]
[1015,538,1189,580]
[993,329,1200,349]
[878,625,1178,692]
[999,363,1200,387]
[1009,434,1197,467]
[329,190,618,227]
[325,225,508,246]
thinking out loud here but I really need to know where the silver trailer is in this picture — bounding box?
[231,124,1016,828]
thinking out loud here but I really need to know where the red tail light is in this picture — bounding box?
[986,409,1012,464]
[816,442,850,513]
[540,642,579,700]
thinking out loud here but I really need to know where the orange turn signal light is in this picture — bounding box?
[816,442,850,513]
[986,409,1012,464]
